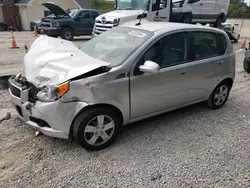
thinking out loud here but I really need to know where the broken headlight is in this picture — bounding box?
[37,82,69,102]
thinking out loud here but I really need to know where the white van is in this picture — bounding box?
[92,0,230,37]
[171,0,230,26]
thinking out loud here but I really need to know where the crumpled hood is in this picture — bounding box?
[23,36,110,88]
[96,10,144,21]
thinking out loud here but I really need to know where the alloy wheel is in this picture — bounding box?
[213,85,228,106]
[84,115,115,146]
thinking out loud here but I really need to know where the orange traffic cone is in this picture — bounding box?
[24,43,28,54]
[34,26,38,37]
[241,38,247,49]
[9,31,19,49]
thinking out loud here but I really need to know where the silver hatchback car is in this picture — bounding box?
[9,21,235,150]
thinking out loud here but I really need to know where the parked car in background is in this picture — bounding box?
[0,22,16,31]
[222,20,240,43]
[9,21,235,150]
[41,2,99,40]
[30,20,41,33]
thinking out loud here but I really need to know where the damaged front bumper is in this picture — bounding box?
[8,76,88,139]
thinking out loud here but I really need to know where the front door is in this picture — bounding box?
[148,0,171,22]
[130,32,191,119]
[74,10,94,35]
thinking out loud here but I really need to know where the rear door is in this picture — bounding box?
[74,10,93,35]
[186,31,227,103]
[148,0,171,22]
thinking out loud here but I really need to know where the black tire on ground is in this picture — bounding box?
[0,75,12,90]
[61,28,74,40]
[73,107,122,151]
[206,81,232,110]
[182,14,192,24]
[244,57,250,73]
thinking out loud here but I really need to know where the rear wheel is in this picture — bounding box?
[61,28,74,40]
[244,57,250,73]
[73,107,121,151]
[207,81,231,109]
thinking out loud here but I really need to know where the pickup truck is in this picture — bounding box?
[41,2,99,40]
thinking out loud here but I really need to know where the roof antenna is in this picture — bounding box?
[136,9,147,26]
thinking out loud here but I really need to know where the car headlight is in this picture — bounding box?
[51,20,60,27]
[173,1,184,7]
[37,82,69,102]
[113,18,120,27]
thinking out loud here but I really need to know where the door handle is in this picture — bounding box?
[218,61,223,65]
[180,70,187,75]
[200,3,203,5]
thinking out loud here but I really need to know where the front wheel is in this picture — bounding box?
[61,28,74,40]
[73,107,121,151]
[207,82,231,109]
[244,57,250,73]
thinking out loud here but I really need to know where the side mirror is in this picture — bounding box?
[139,61,160,73]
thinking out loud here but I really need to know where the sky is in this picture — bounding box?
[245,0,250,5]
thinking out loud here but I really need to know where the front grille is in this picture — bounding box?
[9,82,21,98]
[95,25,112,29]
[41,18,52,27]
[28,83,38,103]
[16,106,23,117]
[96,20,113,24]
[30,117,51,128]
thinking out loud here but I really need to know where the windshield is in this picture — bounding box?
[117,0,150,10]
[80,27,153,67]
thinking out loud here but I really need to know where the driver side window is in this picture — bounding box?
[79,11,91,20]
[134,32,187,75]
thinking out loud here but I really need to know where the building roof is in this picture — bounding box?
[15,0,31,4]
[75,0,91,8]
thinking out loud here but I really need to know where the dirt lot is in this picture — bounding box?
[0,32,250,188]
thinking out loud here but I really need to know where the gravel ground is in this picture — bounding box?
[0,32,250,188]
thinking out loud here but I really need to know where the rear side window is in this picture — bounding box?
[218,34,227,55]
[189,32,221,60]
[79,11,91,19]
[91,11,99,19]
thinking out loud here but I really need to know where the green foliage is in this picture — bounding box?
[228,0,250,18]
[87,0,114,13]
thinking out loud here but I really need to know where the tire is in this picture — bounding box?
[182,14,192,24]
[244,57,250,73]
[61,28,74,40]
[73,107,121,151]
[207,81,232,110]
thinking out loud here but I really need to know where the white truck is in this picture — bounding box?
[92,0,230,37]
